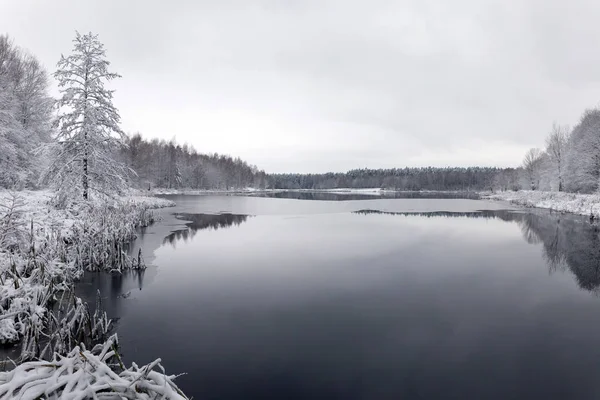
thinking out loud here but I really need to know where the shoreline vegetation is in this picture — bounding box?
[0,190,190,399]
[485,190,600,217]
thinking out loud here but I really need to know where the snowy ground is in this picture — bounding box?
[150,187,274,195]
[0,190,185,398]
[301,188,478,195]
[485,190,600,216]
[0,189,174,238]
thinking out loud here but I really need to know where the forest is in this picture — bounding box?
[520,117,600,193]
[1,33,599,195]
[269,167,517,191]
[0,34,267,195]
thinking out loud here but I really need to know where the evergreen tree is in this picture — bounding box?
[45,32,130,201]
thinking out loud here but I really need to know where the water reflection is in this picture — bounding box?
[515,213,600,292]
[164,213,251,245]
[356,209,600,294]
[256,191,480,201]
[354,209,513,218]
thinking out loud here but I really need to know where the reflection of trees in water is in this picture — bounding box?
[516,213,600,292]
[256,191,480,201]
[516,214,543,245]
[164,213,250,245]
[355,209,600,293]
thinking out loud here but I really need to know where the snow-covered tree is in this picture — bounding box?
[564,108,600,193]
[544,123,570,192]
[0,35,52,188]
[45,32,130,201]
[521,148,544,190]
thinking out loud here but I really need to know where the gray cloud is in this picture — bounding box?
[3,0,600,172]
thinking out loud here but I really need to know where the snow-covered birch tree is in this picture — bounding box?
[544,122,569,192]
[522,148,544,190]
[45,32,130,202]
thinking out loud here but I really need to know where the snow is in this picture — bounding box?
[125,194,176,209]
[485,190,600,216]
[0,190,185,398]
[298,188,385,195]
[150,187,277,195]
[0,334,188,399]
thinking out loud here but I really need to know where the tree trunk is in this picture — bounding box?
[83,139,88,200]
[82,65,89,200]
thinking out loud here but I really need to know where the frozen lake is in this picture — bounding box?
[77,194,600,399]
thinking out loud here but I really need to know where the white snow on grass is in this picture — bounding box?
[125,194,175,208]
[485,190,600,216]
[0,190,186,398]
[150,187,277,195]
[0,334,189,399]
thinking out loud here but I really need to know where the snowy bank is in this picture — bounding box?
[0,190,174,345]
[0,190,186,398]
[150,187,277,195]
[299,188,479,196]
[485,190,600,216]
[125,193,176,208]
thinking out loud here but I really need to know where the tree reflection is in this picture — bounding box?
[355,208,600,293]
[164,213,250,245]
[516,213,600,292]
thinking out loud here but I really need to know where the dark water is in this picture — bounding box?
[77,195,600,399]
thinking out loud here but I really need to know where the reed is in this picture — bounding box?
[0,191,187,398]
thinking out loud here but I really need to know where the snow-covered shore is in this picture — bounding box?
[151,187,275,195]
[0,190,186,398]
[485,190,600,216]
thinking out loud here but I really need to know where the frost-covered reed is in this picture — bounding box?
[0,334,188,399]
[0,192,162,347]
[0,190,186,398]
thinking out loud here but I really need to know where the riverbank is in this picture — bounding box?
[485,190,600,217]
[0,190,188,398]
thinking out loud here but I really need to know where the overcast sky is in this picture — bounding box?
[2,0,600,173]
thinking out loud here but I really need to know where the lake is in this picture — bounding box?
[77,194,600,399]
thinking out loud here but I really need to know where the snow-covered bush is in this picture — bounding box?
[0,335,189,399]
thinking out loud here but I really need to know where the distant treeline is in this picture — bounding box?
[122,134,519,192]
[268,167,519,191]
